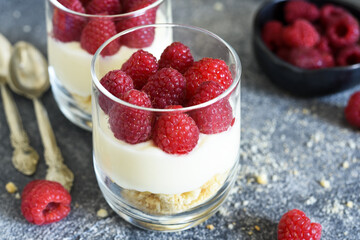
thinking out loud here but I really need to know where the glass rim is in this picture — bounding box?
[91,23,242,113]
[48,0,164,19]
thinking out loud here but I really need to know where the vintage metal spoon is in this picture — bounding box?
[8,41,74,191]
[0,34,39,175]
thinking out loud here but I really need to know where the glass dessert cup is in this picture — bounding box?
[45,0,172,131]
[91,24,241,232]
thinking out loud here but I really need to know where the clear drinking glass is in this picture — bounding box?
[45,0,172,131]
[91,24,241,231]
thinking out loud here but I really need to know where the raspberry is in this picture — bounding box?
[278,209,322,240]
[184,58,233,99]
[188,81,233,134]
[80,17,120,56]
[288,48,334,69]
[337,45,360,66]
[21,180,71,225]
[53,0,86,42]
[116,2,156,48]
[320,4,350,27]
[276,47,291,62]
[326,15,360,48]
[284,0,320,24]
[79,0,91,7]
[345,91,360,128]
[142,68,186,109]
[109,89,153,144]
[282,19,320,48]
[121,50,159,89]
[158,42,194,73]
[99,70,134,113]
[261,20,283,51]
[86,0,122,15]
[153,106,199,154]
[122,0,156,12]
[316,36,331,53]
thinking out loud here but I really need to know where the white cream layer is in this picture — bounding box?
[93,108,241,195]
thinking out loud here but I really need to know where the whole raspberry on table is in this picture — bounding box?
[109,89,153,144]
[116,2,157,48]
[188,81,233,134]
[320,4,350,27]
[121,50,159,89]
[158,42,194,73]
[278,209,322,240]
[287,47,334,69]
[53,0,86,42]
[142,67,186,109]
[21,180,71,225]
[345,91,360,128]
[99,70,134,113]
[282,19,320,48]
[284,0,320,24]
[261,20,283,51]
[80,17,120,56]
[326,14,360,48]
[336,45,360,66]
[153,106,199,154]
[184,58,233,99]
[86,0,122,15]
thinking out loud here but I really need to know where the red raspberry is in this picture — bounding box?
[21,180,71,225]
[53,0,86,42]
[278,209,322,240]
[184,58,233,99]
[80,17,120,56]
[116,2,156,48]
[320,4,350,27]
[79,0,91,7]
[142,68,186,109]
[86,0,122,15]
[188,81,233,134]
[276,47,291,62]
[284,0,320,24]
[99,70,134,113]
[122,0,156,12]
[121,50,159,89]
[288,48,334,69]
[337,45,360,66]
[158,42,194,74]
[282,19,320,48]
[109,89,153,144]
[153,106,199,154]
[316,36,331,53]
[345,91,360,128]
[261,20,283,51]
[326,15,360,48]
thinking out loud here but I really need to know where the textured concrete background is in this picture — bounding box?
[0,0,360,239]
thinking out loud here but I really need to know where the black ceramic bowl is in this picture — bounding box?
[253,0,360,96]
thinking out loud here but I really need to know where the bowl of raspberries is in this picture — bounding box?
[253,0,360,96]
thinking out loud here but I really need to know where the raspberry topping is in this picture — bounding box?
[21,180,71,225]
[153,106,199,154]
[116,2,156,48]
[282,19,320,48]
[288,47,334,69]
[345,91,360,128]
[80,17,120,56]
[284,0,320,24]
[184,58,233,99]
[261,20,283,51]
[121,50,159,89]
[316,36,331,53]
[278,209,322,240]
[158,42,194,73]
[109,89,153,144]
[337,45,360,66]
[188,81,233,134]
[320,4,350,27]
[86,0,122,15]
[99,70,134,113]
[53,0,86,42]
[122,0,156,12]
[326,15,360,48]
[142,68,186,109]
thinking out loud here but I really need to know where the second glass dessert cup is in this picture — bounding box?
[45,0,172,131]
[91,24,241,231]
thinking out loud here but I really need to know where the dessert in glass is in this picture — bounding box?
[45,0,172,130]
[91,24,241,231]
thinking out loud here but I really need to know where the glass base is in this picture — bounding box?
[94,154,240,232]
[49,67,92,131]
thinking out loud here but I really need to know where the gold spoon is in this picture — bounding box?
[0,34,39,175]
[8,41,74,191]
